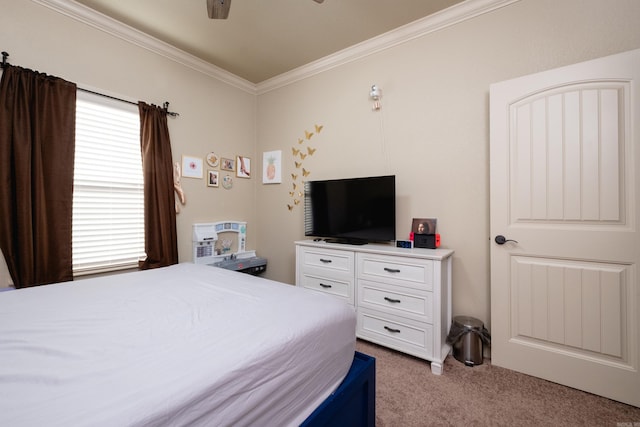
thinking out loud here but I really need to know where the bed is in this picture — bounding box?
[0,262,374,426]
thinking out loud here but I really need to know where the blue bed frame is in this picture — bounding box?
[301,351,376,427]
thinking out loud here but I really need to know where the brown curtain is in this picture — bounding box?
[0,65,77,288]
[138,102,178,269]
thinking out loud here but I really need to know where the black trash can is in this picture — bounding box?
[446,316,491,367]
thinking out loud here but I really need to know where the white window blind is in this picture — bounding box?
[72,91,145,275]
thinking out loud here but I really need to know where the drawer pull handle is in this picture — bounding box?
[319,258,332,263]
[384,297,401,304]
[319,283,332,289]
[384,326,401,334]
[384,267,401,273]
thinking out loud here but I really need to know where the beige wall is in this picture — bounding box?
[0,0,257,287]
[1,0,639,333]
[254,0,640,330]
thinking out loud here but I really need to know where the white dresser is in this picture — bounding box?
[295,240,454,374]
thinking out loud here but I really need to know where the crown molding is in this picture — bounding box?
[256,0,520,94]
[31,0,257,94]
[32,0,519,96]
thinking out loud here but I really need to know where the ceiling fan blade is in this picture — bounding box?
[207,0,320,20]
[207,0,231,19]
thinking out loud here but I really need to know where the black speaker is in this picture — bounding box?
[414,234,437,249]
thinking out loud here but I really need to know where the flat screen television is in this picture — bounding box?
[304,175,396,244]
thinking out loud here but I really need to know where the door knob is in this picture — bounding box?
[495,235,518,245]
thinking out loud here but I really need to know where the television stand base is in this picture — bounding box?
[324,238,368,245]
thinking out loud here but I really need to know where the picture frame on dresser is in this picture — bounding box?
[412,218,437,235]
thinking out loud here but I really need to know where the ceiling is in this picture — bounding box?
[72,0,465,84]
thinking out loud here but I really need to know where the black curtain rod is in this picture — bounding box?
[1,51,179,117]
[78,87,179,117]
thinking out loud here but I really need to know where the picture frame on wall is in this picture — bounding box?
[236,156,251,178]
[207,170,219,187]
[262,150,282,184]
[206,152,219,168]
[181,155,203,179]
[221,157,235,172]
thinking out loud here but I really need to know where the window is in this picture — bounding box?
[72,91,145,275]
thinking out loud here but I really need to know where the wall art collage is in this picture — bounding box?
[180,151,253,191]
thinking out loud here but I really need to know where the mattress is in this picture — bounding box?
[0,263,356,426]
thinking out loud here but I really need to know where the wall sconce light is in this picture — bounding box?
[370,84,381,111]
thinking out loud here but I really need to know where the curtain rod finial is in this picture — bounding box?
[163,101,179,117]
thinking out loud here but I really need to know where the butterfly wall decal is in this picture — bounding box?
[287,123,324,212]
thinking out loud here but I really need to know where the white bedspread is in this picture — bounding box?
[0,263,356,426]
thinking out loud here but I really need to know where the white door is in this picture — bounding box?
[490,48,640,407]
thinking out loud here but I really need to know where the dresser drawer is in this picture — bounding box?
[357,308,433,358]
[358,279,432,323]
[299,273,353,304]
[298,246,354,276]
[357,253,433,290]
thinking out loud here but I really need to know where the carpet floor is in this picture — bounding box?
[355,339,640,426]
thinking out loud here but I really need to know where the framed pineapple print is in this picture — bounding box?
[262,150,282,184]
